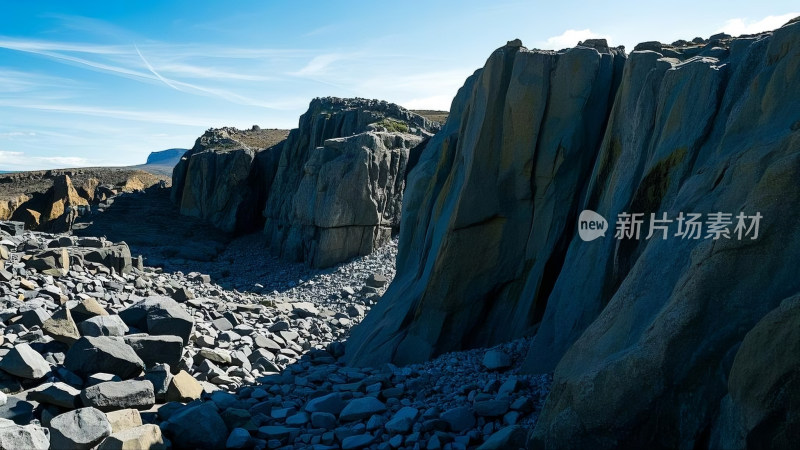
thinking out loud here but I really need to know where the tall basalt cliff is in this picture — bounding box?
[346,39,626,365]
[347,20,800,449]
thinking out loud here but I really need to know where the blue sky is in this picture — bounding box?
[0,1,796,171]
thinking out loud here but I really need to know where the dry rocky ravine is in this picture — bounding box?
[0,220,550,450]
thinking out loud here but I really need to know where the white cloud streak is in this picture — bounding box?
[717,13,799,36]
[0,150,90,170]
[538,29,611,50]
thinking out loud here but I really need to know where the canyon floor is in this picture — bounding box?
[0,187,547,450]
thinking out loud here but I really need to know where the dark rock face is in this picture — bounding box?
[266,131,423,268]
[346,41,625,366]
[261,99,438,268]
[172,98,439,267]
[171,128,276,233]
[346,21,800,450]
[529,23,800,449]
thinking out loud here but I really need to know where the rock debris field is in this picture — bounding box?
[0,220,550,450]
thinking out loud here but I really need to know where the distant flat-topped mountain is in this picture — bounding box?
[145,149,187,166]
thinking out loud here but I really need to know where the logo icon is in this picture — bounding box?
[578,210,608,241]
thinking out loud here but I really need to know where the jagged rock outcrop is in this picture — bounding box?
[171,99,439,267]
[2,169,163,232]
[171,127,286,233]
[10,175,88,232]
[346,40,625,366]
[347,19,800,450]
[262,99,438,268]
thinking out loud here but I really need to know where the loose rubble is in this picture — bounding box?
[0,220,550,448]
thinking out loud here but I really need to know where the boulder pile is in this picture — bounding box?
[0,219,549,448]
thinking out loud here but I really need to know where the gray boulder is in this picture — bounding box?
[49,407,112,450]
[339,397,387,422]
[0,397,33,424]
[29,382,81,408]
[125,335,184,369]
[80,380,155,412]
[64,336,145,379]
[0,419,49,450]
[163,403,228,449]
[0,343,51,379]
[79,315,129,337]
[118,296,194,345]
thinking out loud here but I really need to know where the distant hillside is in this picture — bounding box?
[410,109,449,124]
[131,148,189,176]
[146,148,187,166]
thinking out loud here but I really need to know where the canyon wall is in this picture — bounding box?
[347,20,800,449]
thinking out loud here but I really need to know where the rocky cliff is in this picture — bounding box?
[1,169,166,232]
[346,38,626,365]
[171,126,287,234]
[262,98,439,268]
[346,19,800,449]
[172,98,440,267]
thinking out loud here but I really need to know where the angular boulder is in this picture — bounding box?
[118,296,194,345]
[64,336,145,380]
[80,380,156,412]
[0,419,49,450]
[79,315,129,337]
[165,370,202,403]
[163,403,228,449]
[0,343,51,379]
[29,382,81,408]
[124,335,184,369]
[96,424,166,450]
[49,407,112,450]
[42,307,81,345]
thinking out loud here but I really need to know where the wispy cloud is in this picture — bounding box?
[135,45,182,91]
[0,100,218,127]
[303,24,341,37]
[291,53,345,76]
[156,63,274,81]
[0,150,90,170]
[537,29,611,50]
[0,131,36,137]
[0,36,307,109]
[717,13,799,36]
